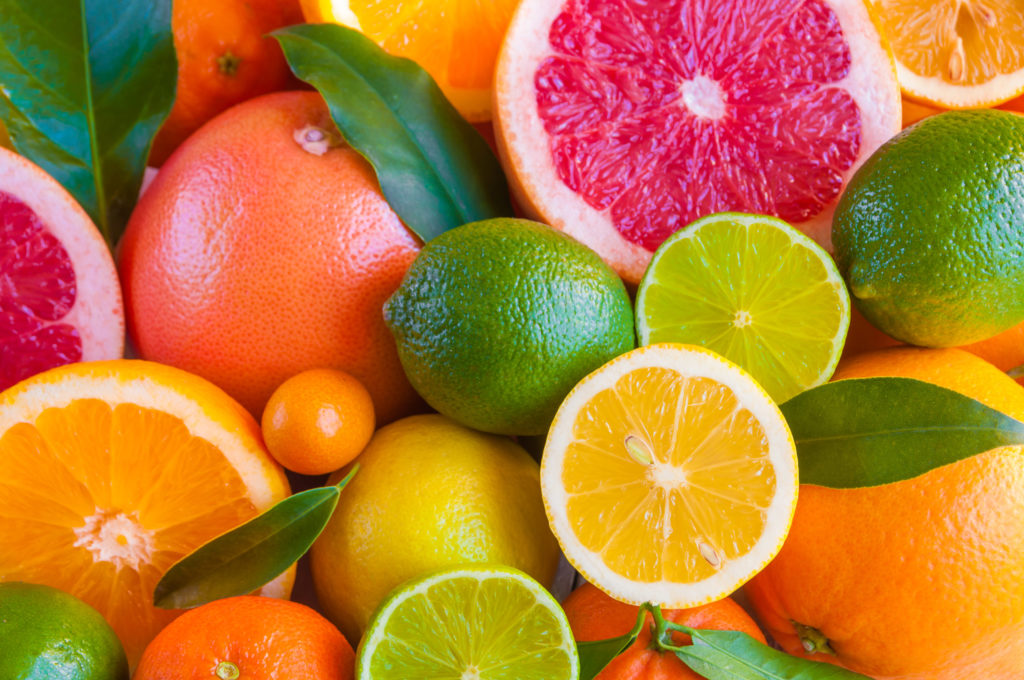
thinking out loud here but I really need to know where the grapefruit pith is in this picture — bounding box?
[0,147,124,391]
[494,0,901,284]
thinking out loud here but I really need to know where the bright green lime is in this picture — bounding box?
[636,212,850,404]
[0,582,129,680]
[384,218,635,435]
[356,566,579,680]
[833,109,1024,347]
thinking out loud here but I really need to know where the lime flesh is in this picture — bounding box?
[356,566,579,680]
[636,212,850,404]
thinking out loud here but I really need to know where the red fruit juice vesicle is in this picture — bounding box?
[536,0,862,251]
[0,191,81,391]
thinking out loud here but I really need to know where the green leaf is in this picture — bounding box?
[153,467,358,609]
[0,0,176,246]
[780,377,1024,488]
[274,23,513,243]
[674,628,871,680]
[578,607,646,680]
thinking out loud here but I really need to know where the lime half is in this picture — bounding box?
[356,565,579,680]
[636,213,850,404]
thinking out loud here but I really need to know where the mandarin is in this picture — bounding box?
[262,368,375,475]
[134,596,354,680]
[120,91,424,423]
[564,583,765,680]
[745,347,1024,679]
[150,0,303,165]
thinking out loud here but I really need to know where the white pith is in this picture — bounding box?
[0,147,123,361]
[494,0,902,284]
[540,344,799,608]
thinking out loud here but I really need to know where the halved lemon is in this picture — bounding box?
[0,360,292,667]
[872,0,1024,107]
[300,0,520,121]
[541,344,798,608]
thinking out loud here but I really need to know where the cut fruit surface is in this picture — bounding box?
[636,213,850,404]
[0,360,292,668]
[0,147,123,391]
[541,344,798,608]
[872,0,1024,108]
[495,0,901,284]
[356,565,578,680]
[302,0,520,121]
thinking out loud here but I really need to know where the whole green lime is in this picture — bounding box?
[384,218,635,435]
[0,582,128,680]
[833,109,1024,347]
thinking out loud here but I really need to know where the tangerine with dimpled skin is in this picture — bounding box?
[745,347,1024,679]
[120,91,423,423]
[564,583,765,680]
[134,596,354,680]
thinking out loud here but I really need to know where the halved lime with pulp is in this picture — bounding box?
[356,565,579,680]
[636,213,850,403]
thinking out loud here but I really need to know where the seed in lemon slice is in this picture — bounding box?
[871,0,1024,108]
[301,0,520,121]
[0,360,293,667]
[356,565,579,680]
[541,344,798,609]
[636,213,850,405]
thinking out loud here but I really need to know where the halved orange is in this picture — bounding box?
[541,344,798,608]
[0,360,293,667]
[873,0,1024,108]
[300,0,520,121]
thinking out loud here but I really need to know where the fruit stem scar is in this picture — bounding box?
[293,125,343,156]
[216,661,240,679]
[217,52,242,77]
[793,621,835,655]
[625,434,654,465]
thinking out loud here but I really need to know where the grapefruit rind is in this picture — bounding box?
[635,212,851,405]
[540,343,798,608]
[0,147,124,368]
[494,0,901,284]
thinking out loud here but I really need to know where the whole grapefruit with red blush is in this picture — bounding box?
[494,0,901,284]
[0,146,123,391]
[119,91,424,423]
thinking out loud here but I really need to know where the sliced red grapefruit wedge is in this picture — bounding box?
[494,0,901,284]
[0,147,124,391]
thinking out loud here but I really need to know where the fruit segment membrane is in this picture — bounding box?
[563,366,776,584]
[536,0,862,251]
[0,191,82,391]
[0,398,259,661]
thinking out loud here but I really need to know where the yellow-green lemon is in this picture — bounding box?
[309,414,560,643]
[833,110,1024,347]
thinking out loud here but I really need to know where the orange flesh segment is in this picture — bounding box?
[884,0,1024,85]
[346,0,517,90]
[0,399,258,660]
[563,367,776,584]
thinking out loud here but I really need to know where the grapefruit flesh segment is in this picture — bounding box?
[495,0,901,284]
[0,147,123,391]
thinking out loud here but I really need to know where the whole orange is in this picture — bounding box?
[134,596,354,680]
[262,368,376,475]
[150,0,304,165]
[564,583,765,680]
[745,347,1024,680]
[120,91,424,423]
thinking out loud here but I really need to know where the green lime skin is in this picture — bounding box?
[384,218,635,436]
[0,582,128,680]
[833,109,1024,347]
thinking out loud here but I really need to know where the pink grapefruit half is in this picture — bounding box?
[494,0,901,284]
[0,147,124,391]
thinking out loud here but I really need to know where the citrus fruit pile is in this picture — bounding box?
[4,1,1024,679]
